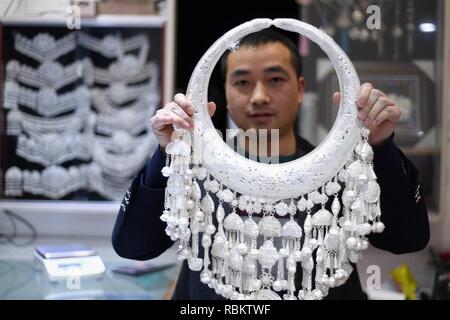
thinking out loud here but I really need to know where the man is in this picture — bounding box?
[112,29,429,299]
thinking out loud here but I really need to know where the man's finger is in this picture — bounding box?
[367,96,394,125]
[357,83,373,109]
[174,93,194,116]
[360,88,383,122]
[165,102,194,127]
[371,106,401,126]
[154,109,191,129]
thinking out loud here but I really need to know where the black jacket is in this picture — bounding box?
[112,135,430,300]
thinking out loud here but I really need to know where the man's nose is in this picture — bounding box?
[250,82,270,105]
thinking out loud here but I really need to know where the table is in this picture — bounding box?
[0,259,180,300]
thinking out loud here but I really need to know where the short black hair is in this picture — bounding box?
[220,27,303,80]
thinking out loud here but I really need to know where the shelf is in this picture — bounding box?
[0,14,166,27]
[0,0,165,27]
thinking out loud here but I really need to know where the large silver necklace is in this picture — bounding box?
[161,19,384,300]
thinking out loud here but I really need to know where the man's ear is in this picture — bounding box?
[297,77,306,104]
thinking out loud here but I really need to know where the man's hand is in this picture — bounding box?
[150,93,216,149]
[333,83,401,146]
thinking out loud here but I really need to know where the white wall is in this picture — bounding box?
[0,201,119,237]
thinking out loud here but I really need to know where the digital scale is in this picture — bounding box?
[34,243,106,282]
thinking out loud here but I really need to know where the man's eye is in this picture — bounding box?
[270,77,285,83]
[233,80,250,86]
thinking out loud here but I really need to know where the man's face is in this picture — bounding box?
[225,42,305,136]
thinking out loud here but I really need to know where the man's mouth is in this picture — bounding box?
[248,112,275,124]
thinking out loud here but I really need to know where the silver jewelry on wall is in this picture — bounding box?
[16,132,91,166]
[32,165,87,199]
[94,110,152,137]
[92,130,153,155]
[78,33,149,59]
[5,167,23,196]
[91,82,155,106]
[91,91,158,117]
[88,169,134,201]
[4,81,90,117]
[7,105,90,136]
[4,28,160,201]
[91,132,155,179]
[6,164,91,199]
[91,59,156,85]
[6,59,82,90]
[14,33,76,63]
[85,163,135,201]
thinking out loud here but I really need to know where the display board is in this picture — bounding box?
[0,20,164,202]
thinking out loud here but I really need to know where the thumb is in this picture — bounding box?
[332,92,341,108]
[207,101,216,117]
